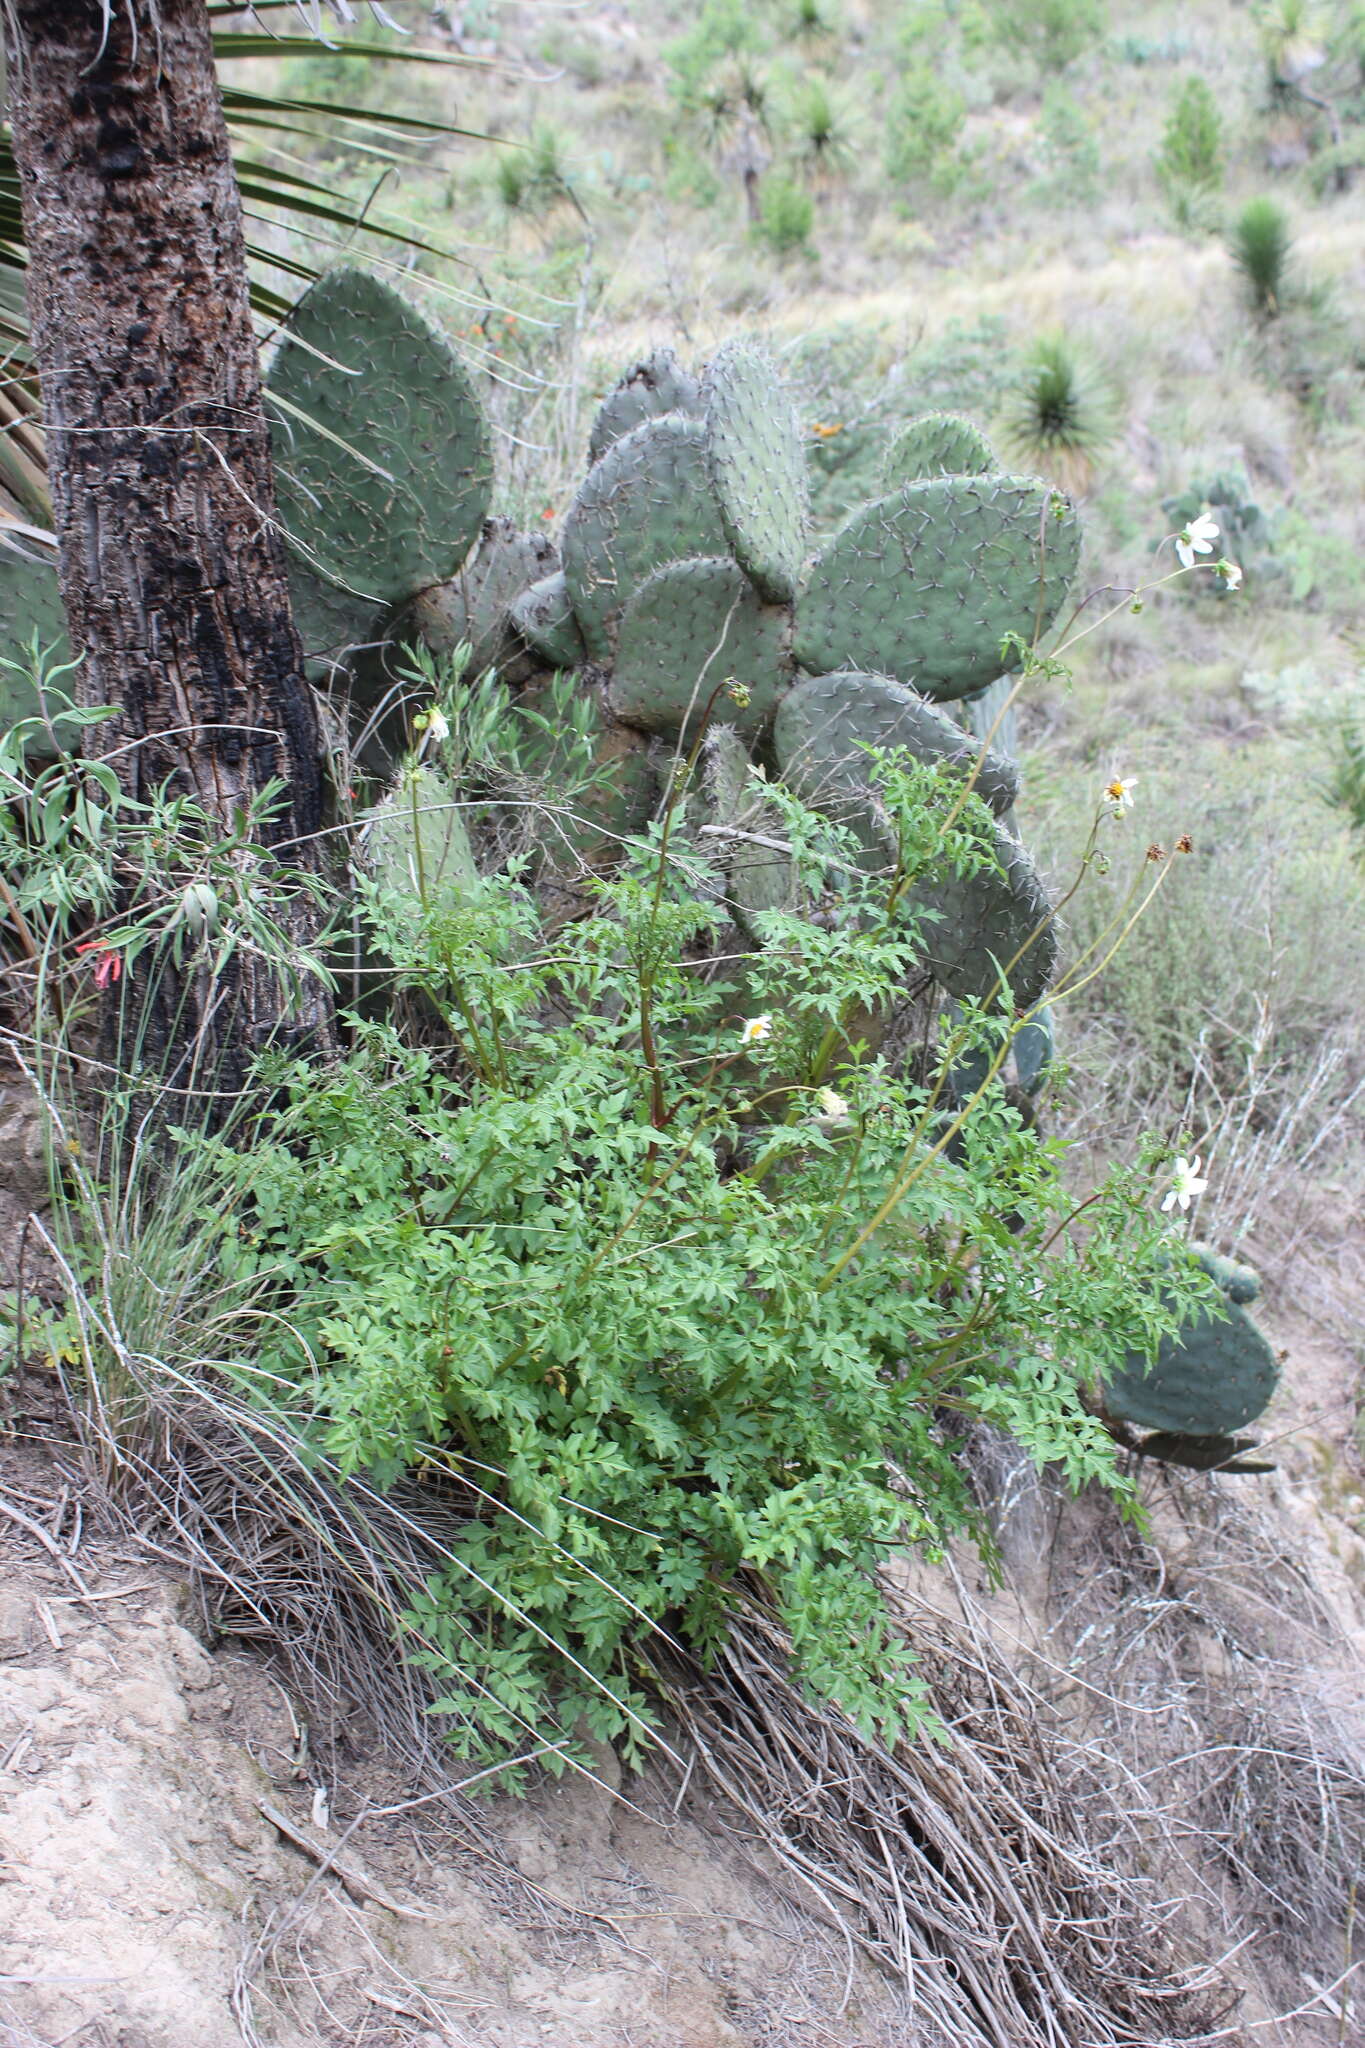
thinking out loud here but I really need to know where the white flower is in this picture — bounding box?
[1104,772,1138,812]
[1218,559,1243,592]
[739,1014,772,1047]
[1176,512,1220,568]
[1161,1154,1209,1212]
[814,1086,850,1124]
[419,705,450,743]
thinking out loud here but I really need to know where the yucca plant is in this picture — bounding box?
[1231,196,1292,314]
[789,75,853,174]
[999,334,1117,492]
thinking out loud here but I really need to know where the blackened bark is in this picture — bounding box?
[3,0,334,1101]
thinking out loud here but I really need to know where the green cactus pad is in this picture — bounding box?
[1013,1003,1054,1094]
[0,538,71,732]
[702,725,800,935]
[266,268,493,623]
[793,475,1082,703]
[534,717,657,882]
[1103,1248,1280,1438]
[1187,1243,1261,1306]
[883,412,997,487]
[507,571,588,672]
[774,671,1019,823]
[1133,1433,1274,1474]
[561,417,729,664]
[362,765,480,923]
[608,556,794,744]
[908,821,1059,1010]
[287,562,384,665]
[587,348,702,466]
[956,676,1018,763]
[702,341,809,603]
[391,520,557,686]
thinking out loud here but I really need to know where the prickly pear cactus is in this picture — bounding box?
[793,475,1081,702]
[774,670,1019,830]
[910,820,1058,1010]
[256,298,1085,1034]
[588,348,702,465]
[701,341,808,604]
[266,267,493,656]
[883,412,997,487]
[507,571,588,672]
[0,539,70,733]
[1102,1246,1281,1438]
[701,726,801,935]
[362,764,480,926]
[608,556,793,744]
[561,416,730,663]
[391,520,556,689]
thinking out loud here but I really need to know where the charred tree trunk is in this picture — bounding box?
[2,0,334,1108]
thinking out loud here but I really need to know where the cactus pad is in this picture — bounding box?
[702,726,800,934]
[507,571,588,672]
[561,417,729,663]
[702,341,809,603]
[907,820,1058,1010]
[286,562,384,664]
[883,412,997,487]
[608,556,794,744]
[0,539,71,731]
[363,765,479,922]
[793,475,1082,702]
[774,671,1019,823]
[392,520,557,686]
[1013,1004,1054,1094]
[266,268,493,622]
[1103,1247,1281,1438]
[956,676,1019,763]
[588,348,702,465]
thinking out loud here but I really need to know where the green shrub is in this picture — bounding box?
[987,0,1103,71]
[885,64,966,186]
[494,128,576,217]
[191,741,1204,1773]
[757,175,815,253]
[1319,714,1365,863]
[1035,84,1101,198]
[1154,77,1224,226]
[1231,196,1292,315]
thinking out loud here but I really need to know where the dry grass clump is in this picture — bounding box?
[1033,1459,1365,2025]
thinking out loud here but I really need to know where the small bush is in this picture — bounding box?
[1154,77,1224,226]
[1319,715,1365,863]
[1000,334,1117,491]
[987,0,1103,71]
[1231,197,1292,315]
[1035,84,1101,199]
[185,735,1206,1771]
[494,128,577,217]
[885,64,966,187]
[757,175,814,254]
